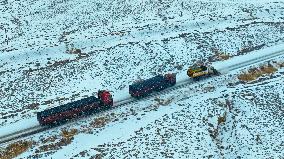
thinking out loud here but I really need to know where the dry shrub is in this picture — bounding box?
[94,154,103,159]
[36,129,78,153]
[218,116,226,125]
[109,31,126,36]
[43,99,53,105]
[209,128,219,139]
[90,117,109,128]
[218,112,227,126]
[154,97,173,106]
[211,48,231,61]
[238,72,257,81]
[0,140,33,159]
[61,129,78,139]
[238,64,278,82]
[37,143,57,153]
[51,59,71,67]
[69,48,82,55]
[37,138,72,153]
[225,99,233,111]
[259,65,278,74]
[204,85,215,92]
[217,53,230,60]
[256,134,261,143]
[41,136,57,144]
[26,103,40,110]
[278,62,284,67]
[60,128,78,148]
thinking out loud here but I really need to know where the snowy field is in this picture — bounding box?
[0,0,284,158]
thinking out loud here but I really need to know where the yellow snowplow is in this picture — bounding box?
[187,65,219,79]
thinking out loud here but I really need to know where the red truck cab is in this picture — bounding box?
[164,73,176,86]
[98,90,113,106]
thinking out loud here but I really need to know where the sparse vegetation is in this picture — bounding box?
[277,62,284,68]
[210,48,231,62]
[217,112,227,126]
[0,140,33,159]
[256,134,261,143]
[61,128,78,139]
[69,48,82,54]
[41,136,58,144]
[238,64,278,82]
[237,44,265,55]
[154,97,173,106]
[35,129,78,153]
[259,64,278,74]
[203,85,215,92]
[216,52,231,60]
[208,111,228,140]
[90,117,110,128]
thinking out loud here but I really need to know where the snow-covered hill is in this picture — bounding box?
[0,0,283,158]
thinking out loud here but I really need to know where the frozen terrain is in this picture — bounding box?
[0,0,283,158]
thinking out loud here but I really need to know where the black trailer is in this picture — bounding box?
[37,90,113,126]
[129,73,176,98]
[37,96,101,125]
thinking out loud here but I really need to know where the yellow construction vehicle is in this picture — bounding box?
[187,65,219,79]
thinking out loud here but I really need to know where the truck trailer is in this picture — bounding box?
[37,90,113,126]
[129,73,176,98]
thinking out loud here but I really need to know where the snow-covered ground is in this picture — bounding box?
[0,0,283,158]
[12,61,284,159]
